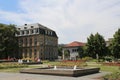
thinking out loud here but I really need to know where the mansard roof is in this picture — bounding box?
[16,23,58,38]
[17,23,52,31]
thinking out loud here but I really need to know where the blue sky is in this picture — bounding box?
[0,0,120,43]
[0,0,19,12]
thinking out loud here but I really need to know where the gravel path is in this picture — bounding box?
[0,72,109,80]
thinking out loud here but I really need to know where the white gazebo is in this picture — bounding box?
[62,41,85,60]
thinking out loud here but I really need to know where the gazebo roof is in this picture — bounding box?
[65,41,85,47]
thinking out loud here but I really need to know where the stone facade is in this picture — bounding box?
[16,23,58,60]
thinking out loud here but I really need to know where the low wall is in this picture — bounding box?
[20,67,100,77]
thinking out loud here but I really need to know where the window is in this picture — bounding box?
[24,38,28,46]
[19,49,22,58]
[26,30,29,34]
[31,26,34,28]
[17,31,20,35]
[45,30,48,34]
[19,39,23,47]
[22,31,24,35]
[31,29,34,34]
[34,49,37,58]
[24,49,27,58]
[18,28,21,30]
[51,32,52,35]
[34,49,37,54]
[29,38,32,46]
[34,37,37,46]
[24,27,27,29]
[29,49,32,58]
[35,28,39,33]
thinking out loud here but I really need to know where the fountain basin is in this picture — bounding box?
[20,67,100,77]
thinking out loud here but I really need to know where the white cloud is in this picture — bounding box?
[0,0,120,43]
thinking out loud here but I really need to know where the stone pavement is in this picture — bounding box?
[0,72,109,80]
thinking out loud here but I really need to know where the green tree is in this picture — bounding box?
[64,50,70,59]
[0,23,18,59]
[78,46,84,58]
[58,47,63,56]
[86,34,95,58]
[94,33,108,59]
[85,33,107,59]
[110,28,120,58]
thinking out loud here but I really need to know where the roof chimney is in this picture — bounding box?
[25,24,27,26]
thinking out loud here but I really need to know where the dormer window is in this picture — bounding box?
[24,27,27,29]
[31,26,34,28]
[35,28,38,33]
[17,31,20,35]
[31,29,34,34]
[26,30,29,34]
[22,31,24,35]
[51,32,52,35]
[45,30,48,34]
[25,24,27,26]
[18,28,21,30]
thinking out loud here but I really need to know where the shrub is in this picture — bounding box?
[0,63,28,69]
[103,72,120,80]
[104,56,114,62]
[82,57,93,61]
[42,60,49,63]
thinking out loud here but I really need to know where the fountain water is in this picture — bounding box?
[54,66,57,70]
[73,65,77,70]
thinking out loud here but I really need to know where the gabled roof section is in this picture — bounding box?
[65,41,85,47]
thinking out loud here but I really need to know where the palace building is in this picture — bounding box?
[16,23,58,60]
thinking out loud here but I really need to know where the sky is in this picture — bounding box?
[0,0,120,44]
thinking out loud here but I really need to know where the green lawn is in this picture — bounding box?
[86,62,120,72]
[0,61,57,73]
[0,61,120,73]
[0,68,22,73]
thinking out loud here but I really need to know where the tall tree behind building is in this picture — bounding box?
[110,28,120,58]
[0,23,18,59]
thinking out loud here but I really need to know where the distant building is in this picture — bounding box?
[106,38,113,47]
[62,41,85,60]
[16,23,58,60]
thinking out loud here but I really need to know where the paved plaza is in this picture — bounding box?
[0,72,109,80]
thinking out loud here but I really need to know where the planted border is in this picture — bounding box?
[0,63,28,69]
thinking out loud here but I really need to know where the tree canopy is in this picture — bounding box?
[85,33,107,59]
[0,23,18,59]
[110,28,120,58]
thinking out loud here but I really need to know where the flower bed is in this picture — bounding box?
[0,63,28,69]
[103,62,120,66]
[58,60,87,67]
